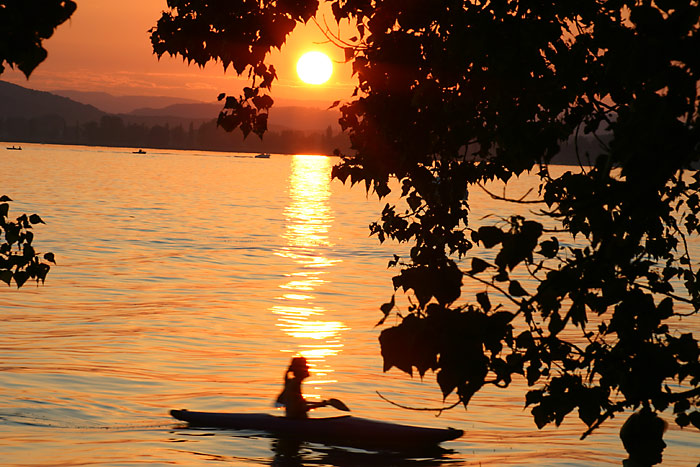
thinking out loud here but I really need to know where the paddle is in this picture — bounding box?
[324,398,350,412]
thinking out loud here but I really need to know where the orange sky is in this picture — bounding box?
[2,1,355,107]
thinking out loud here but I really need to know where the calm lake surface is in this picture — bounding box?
[1,143,698,466]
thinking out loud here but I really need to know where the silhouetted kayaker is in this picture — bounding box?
[276,356,328,418]
[619,408,667,466]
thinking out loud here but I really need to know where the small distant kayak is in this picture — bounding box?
[133,149,147,154]
[254,153,270,158]
[170,409,463,450]
[6,145,22,150]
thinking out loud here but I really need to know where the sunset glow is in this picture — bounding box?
[0,2,352,104]
[296,51,333,85]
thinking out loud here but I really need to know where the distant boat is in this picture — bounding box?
[133,149,147,154]
[255,153,270,159]
[6,145,22,150]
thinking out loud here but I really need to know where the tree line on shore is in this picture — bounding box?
[0,113,350,155]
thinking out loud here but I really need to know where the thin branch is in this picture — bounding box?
[312,16,368,51]
[476,182,543,204]
[376,391,461,415]
[634,282,697,307]
[464,272,523,308]
[671,218,695,277]
[662,386,700,403]
[580,406,620,440]
[574,123,588,173]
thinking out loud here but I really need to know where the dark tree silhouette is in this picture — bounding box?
[0,0,77,76]
[0,0,72,286]
[0,196,55,287]
[151,1,700,437]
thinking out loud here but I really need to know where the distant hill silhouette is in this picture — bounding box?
[51,89,202,114]
[0,80,105,123]
[47,86,342,132]
[130,103,341,133]
[130,102,221,119]
[1,80,598,162]
[0,80,350,155]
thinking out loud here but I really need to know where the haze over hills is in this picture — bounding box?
[51,89,203,115]
[2,80,342,133]
[0,80,349,154]
[49,86,341,132]
[0,81,105,123]
[1,80,596,163]
[130,103,341,132]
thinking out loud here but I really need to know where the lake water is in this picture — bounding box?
[1,143,698,466]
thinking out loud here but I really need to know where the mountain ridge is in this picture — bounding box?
[0,80,349,155]
[3,81,341,132]
[0,80,106,123]
[51,89,203,115]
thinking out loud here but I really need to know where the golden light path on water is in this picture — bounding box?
[272,155,347,401]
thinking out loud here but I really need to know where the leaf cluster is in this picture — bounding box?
[330,0,700,436]
[0,196,55,288]
[380,305,515,407]
[150,0,319,139]
[0,0,76,77]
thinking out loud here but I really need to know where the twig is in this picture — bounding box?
[476,183,543,204]
[464,272,523,308]
[376,391,461,416]
[634,282,697,307]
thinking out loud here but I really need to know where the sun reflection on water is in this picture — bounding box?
[272,155,348,398]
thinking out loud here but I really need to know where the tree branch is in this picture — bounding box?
[475,183,544,204]
[376,391,461,415]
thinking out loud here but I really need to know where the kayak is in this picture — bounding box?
[170,409,463,450]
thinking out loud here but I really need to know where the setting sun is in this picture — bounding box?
[296,51,333,85]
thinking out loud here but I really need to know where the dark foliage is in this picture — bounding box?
[151,0,319,140]
[151,0,700,437]
[0,0,77,77]
[0,1,72,288]
[0,196,55,288]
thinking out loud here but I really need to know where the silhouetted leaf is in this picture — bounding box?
[380,294,395,315]
[477,226,504,248]
[344,47,354,62]
[0,270,11,286]
[469,257,492,275]
[508,280,529,297]
[5,224,20,245]
[689,411,700,430]
[476,291,491,312]
[252,94,273,110]
[494,269,509,282]
[376,294,396,326]
[28,214,45,225]
[548,311,565,335]
[13,270,29,288]
[437,368,458,398]
[537,237,559,258]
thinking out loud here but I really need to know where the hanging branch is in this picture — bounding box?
[376,391,462,416]
[475,183,543,204]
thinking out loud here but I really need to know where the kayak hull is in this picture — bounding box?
[170,409,463,450]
